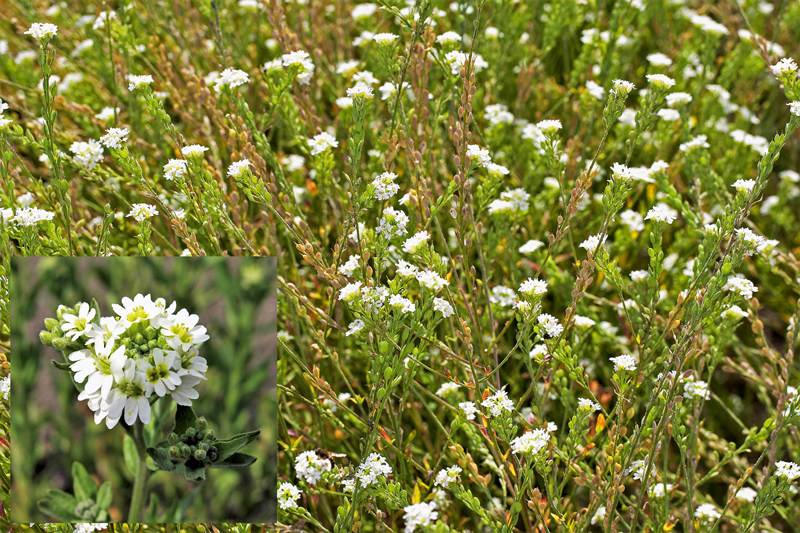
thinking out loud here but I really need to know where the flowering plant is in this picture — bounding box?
[37,294,260,522]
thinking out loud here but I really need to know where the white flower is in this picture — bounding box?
[775,461,800,481]
[10,207,55,227]
[127,203,158,222]
[529,344,548,359]
[445,51,488,75]
[213,67,250,92]
[25,23,58,40]
[694,503,721,524]
[389,295,416,314]
[658,108,681,121]
[164,159,188,180]
[74,524,108,533]
[346,319,365,336]
[70,140,104,170]
[611,79,635,97]
[591,506,606,526]
[666,92,692,106]
[99,127,129,149]
[181,144,209,158]
[278,482,302,509]
[519,278,547,296]
[436,31,462,44]
[282,50,315,84]
[725,276,758,299]
[403,502,438,533]
[295,450,333,484]
[396,260,419,278]
[0,376,8,401]
[372,172,400,201]
[490,286,516,307]
[377,206,409,238]
[645,203,679,224]
[102,358,150,428]
[679,134,709,152]
[338,255,361,277]
[510,428,550,455]
[346,82,374,100]
[373,33,399,44]
[127,74,154,91]
[482,389,514,417]
[789,102,800,117]
[683,380,710,399]
[519,240,544,254]
[574,315,596,328]
[161,308,210,351]
[227,159,252,178]
[735,487,758,502]
[646,74,676,88]
[61,302,97,341]
[578,398,601,412]
[537,314,563,337]
[586,80,605,100]
[610,354,637,372]
[771,58,797,76]
[646,53,673,66]
[649,483,673,498]
[339,282,363,303]
[138,348,182,397]
[436,382,460,396]
[722,305,748,319]
[578,233,606,253]
[434,465,462,487]
[357,453,392,486]
[466,144,492,167]
[630,270,649,282]
[433,297,454,318]
[416,270,449,291]
[308,132,338,155]
[536,119,562,133]
[459,401,478,420]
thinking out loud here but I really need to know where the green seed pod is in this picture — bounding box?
[39,331,54,346]
[195,417,208,431]
[194,449,206,461]
[144,326,158,340]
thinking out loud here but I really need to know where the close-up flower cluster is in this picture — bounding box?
[40,295,209,429]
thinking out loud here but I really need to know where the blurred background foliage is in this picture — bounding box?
[10,257,277,523]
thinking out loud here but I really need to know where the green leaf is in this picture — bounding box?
[123,434,138,477]
[146,447,175,472]
[173,404,197,435]
[51,359,71,370]
[145,493,159,523]
[72,461,97,502]
[213,430,261,462]
[95,481,112,510]
[38,490,79,521]
[211,452,257,468]
[183,459,206,482]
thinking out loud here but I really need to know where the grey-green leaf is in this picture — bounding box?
[173,404,197,435]
[211,452,257,468]
[146,446,175,472]
[72,461,97,502]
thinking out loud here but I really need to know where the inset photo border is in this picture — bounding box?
[10,257,277,523]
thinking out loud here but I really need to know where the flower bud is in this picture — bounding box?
[144,326,158,340]
[169,446,180,458]
[207,450,218,462]
[134,333,145,345]
[185,427,197,439]
[39,331,55,346]
[147,339,159,350]
[44,318,59,329]
[180,443,191,457]
[194,449,207,461]
[195,417,208,431]
[203,429,215,441]
[168,432,179,445]
[158,337,168,349]
[52,337,68,350]
[199,442,210,452]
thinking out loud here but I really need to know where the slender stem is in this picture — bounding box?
[127,421,149,522]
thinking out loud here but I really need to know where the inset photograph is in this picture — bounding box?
[10,257,276,523]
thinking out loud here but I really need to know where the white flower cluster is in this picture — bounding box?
[481,389,514,417]
[403,501,438,533]
[509,428,551,456]
[488,188,530,215]
[213,67,250,92]
[25,22,58,40]
[295,450,333,484]
[774,461,800,481]
[278,481,302,509]
[356,452,392,486]
[54,295,209,429]
[70,140,104,170]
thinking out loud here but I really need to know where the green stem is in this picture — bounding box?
[127,421,149,522]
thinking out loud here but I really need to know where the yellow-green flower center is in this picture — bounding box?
[126,305,149,323]
[146,363,170,384]
[170,324,193,344]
